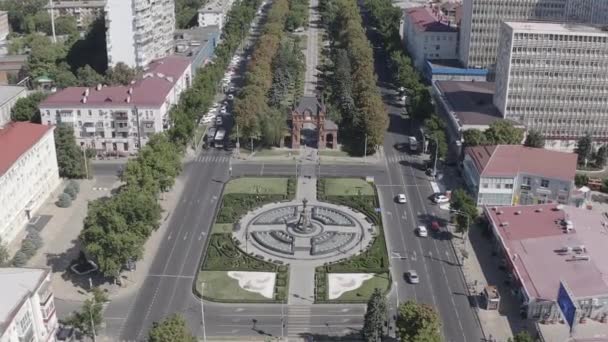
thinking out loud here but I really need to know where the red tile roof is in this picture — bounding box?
[465,145,577,181]
[40,55,191,108]
[0,122,53,176]
[405,6,457,33]
[485,204,608,300]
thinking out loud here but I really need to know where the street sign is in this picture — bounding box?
[557,281,579,332]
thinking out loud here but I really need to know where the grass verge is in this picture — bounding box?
[197,271,270,301]
[224,177,288,195]
[321,178,375,196]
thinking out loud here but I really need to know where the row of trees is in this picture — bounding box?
[462,121,525,147]
[363,288,442,342]
[79,0,264,278]
[320,0,388,155]
[575,133,608,169]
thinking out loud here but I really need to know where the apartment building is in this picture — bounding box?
[0,268,58,342]
[463,145,577,206]
[402,6,458,68]
[494,21,608,150]
[105,0,175,68]
[198,0,235,29]
[0,123,60,244]
[0,11,9,41]
[44,0,106,30]
[0,86,27,127]
[39,56,191,155]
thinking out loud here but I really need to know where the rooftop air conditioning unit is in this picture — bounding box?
[515,210,522,215]
[535,208,543,213]
[500,222,509,227]
[497,210,504,215]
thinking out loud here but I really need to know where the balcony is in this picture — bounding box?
[84,125,96,133]
[115,125,130,133]
[142,121,156,133]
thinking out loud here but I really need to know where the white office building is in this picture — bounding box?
[494,21,608,150]
[0,268,58,342]
[39,56,191,155]
[0,122,60,244]
[105,0,175,68]
[566,0,608,24]
[198,0,235,29]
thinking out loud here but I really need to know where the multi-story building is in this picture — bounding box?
[566,0,608,24]
[493,21,608,150]
[0,11,9,41]
[0,86,27,127]
[0,122,60,244]
[39,56,191,155]
[463,145,577,206]
[44,0,106,30]
[402,6,458,68]
[174,26,220,76]
[458,0,568,69]
[105,0,175,68]
[0,268,58,342]
[484,204,608,341]
[198,0,235,29]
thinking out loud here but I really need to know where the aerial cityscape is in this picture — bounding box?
[0,0,608,341]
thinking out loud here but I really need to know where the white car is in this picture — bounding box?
[432,194,450,204]
[220,107,227,114]
[406,270,419,284]
[417,226,428,237]
[227,94,234,100]
[396,194,407,203]
[216,116,223,125]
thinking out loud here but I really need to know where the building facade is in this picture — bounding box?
[174,26,220,75]
[0,86,27,127]
[463,145,576,206]
[198,0,235,29]
[402,6,458,69]
[0,123,60,244]
[45,0,106,30]
[0,268,58,342]
[105,0,175,68]
[494,22,608,150]
[0,11,9,41]
[39,56,191,155]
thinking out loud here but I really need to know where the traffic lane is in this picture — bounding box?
[119,275,163,340]
[90,160,126,177]
[231,163,384,178]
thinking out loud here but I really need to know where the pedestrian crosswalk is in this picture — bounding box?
[194,155,231,163]
[287,305,312,340]
[386,154,414,164]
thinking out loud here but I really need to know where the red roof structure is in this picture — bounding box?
[40,55,191,108]
[465,145,577,181]
[485,204,608,301]
[0,122,53,175]
[405,6,457,33]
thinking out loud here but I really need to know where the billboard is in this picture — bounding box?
[557,281,578,332]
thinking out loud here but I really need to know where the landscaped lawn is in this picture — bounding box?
[224,177,288,195]
[196,271,271,301]
[254,148,298,157]
[211,223,233,234]
[319,149,350,157]
[334,273,390,301]
[322,178,375,196]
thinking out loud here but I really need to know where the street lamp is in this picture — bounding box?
[200,282,207,342]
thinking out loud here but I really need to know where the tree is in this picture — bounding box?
[148,314,197,342]
[449,189,478,235]
[54,124,87,178]
[11,92,48,123]
[106,62,137,85]
[524,130,545,148]
[574,173,589,188]
[51,63,79,88]
[508,331,535,342]
[396,301,441,342]
[362,288,387,342]
[12,251,28,267]
[76,65,105,87]
[57,193,72,208]
[66,288,108,338]
[0,237,9,266]
[462,129,487,147]
[484,121,524,145]
[575,133,593,166]
[594,145,608,168]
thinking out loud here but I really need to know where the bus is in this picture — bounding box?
[214,128,226,149]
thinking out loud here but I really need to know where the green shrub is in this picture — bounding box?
[12,251,28,267]
[216,194,287,223]
[202,234,278,271]
[26,230,43,249]
[67,180,80,193]
[286,177,296,198]
[276,278,286,287]
[57,193,72,208]
[20,240,37,258]
[64,184,78,200]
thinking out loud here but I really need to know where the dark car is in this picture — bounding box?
[430,221,441,232]
[56,326,75,341]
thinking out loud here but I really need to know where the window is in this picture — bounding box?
[495,183,501,189]
[77,110,81,116]
[482,183,489,188]
[505,184,513,189]
[523,177,531,186]
[18,312,32,333]
[541,179,549,188]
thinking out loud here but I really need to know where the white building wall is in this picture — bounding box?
[0,87,27,127]
[199,12,224,28]
[403,16,458,69]
[0,128,60,244]
[105,0,137,68]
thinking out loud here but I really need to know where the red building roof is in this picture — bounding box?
[405,6,457,33]
[0,122,53,176]
[40,55,191,109]
[465,145,577,181]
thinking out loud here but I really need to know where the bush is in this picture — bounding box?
[12,251,28,267]
[202,234,279,271]
[57,193,72,208]
[575,174,589,187]
[20,240,37,258]
[26,230,44,249]
[66,180,80,197]
[216,194,287,223]
[64,186,78,200]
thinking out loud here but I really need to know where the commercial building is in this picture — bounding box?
[494,21,608,151]
[0,11,9,41]
[105,0,175,69]
[484,204,608,337]
[174,26,220,75]
[0,122,60,244]
[39,56,191,155]
[0,268,58,342]
[463,145,576,206]
[402,6,458,69]
[198,0,235,30]
[0,86,27,127]
[44,0,106,30]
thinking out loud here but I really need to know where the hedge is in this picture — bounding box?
[216,193,289,223]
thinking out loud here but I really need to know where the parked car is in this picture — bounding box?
[432,194,450,204]
[396,194,407,203]
[430,220,441,232]
[227,94,234,100]
[216,116,223,125]
[417,226,428,237]
[405,270,419,284]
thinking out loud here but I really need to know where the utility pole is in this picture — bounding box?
[89,296,96,342]
[236,123,240,155]
[363,135,368,160]
[82,147,89,179]
[49,0,57,43]
[432,139,438,178]
[200,282,207,342]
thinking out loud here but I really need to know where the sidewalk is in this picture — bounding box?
[233,146,384,165]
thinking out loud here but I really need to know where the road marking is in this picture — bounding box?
[167,232,172,240]
[234,308,245,312]
[198,232,206,240]
[183,232,188,240]
[260,163,265,176]
[147,274,194,279]
[411,250,417,261]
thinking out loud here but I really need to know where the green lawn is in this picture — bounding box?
[323,178,375,196]
[224,177,288,195]
[320,149,350,157]
[334,273,390,301]
[211,223,233,234]
[197,271,271,301]
[254,149,298,157]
